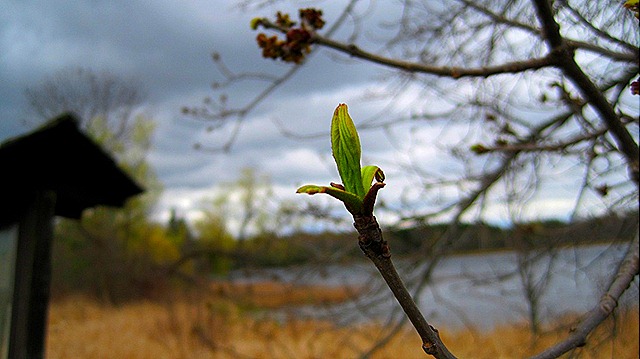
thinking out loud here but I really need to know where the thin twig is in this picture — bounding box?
[256,18,556,78]
[353,215,457,359]
[479,126,608,154]
[531,0,639,185]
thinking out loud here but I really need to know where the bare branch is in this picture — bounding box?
[457,0,637,62]
[557,0,638,54]
[457,0,540,36]
[316,35,557,78]
[532,0,639,185]
[187,0,361,152]
[353,215,457,359]
[477,126,608,154]
[256,18,557,79]
[529,229,639,359]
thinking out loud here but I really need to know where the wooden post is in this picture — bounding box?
[9,191,56,359]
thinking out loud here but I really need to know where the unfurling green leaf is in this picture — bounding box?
[361,165,384,196]
[296,103,385,216]
[296,184,363,214]
[331,104,364,198]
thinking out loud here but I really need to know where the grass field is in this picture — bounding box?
[46,281,638,359]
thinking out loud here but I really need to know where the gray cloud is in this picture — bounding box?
[2,0,616,228]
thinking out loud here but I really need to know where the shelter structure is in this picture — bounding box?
[0,114,143,358]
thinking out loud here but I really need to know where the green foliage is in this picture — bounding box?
[238,233,310,267]
[193,209,235,275]
[51,112,166,301]
[362,165,385,193]
[297,104,385,216]
[24,68,174,301]
[166,208,190,248]
[204,167,275,241]
[274,211,638,261]
[188,167,302,273]
[52,205,176,302]
[331,103,364,197]
[296,184,364,214]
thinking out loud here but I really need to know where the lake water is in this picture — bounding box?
[230,243,639,329]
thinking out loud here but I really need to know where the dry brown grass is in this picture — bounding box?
[46,283,639,359]
[207,280,363,308]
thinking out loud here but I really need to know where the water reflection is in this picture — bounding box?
[230,243,639,329]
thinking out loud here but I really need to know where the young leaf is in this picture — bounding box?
[361,165,384,196]
[296,103,385,216]
[296,184,364,214]
[331,104,365,198]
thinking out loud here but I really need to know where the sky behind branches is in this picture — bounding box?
[1,0,635,235]
[0,0,397,229]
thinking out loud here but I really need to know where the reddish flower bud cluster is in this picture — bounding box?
[255,8,325,64]
[276,11,295,28]
[299,8,325,30]
[256,33,283,60]
[255,29,312,63]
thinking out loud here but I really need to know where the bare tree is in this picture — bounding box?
[25,67,162,302]
[25,67,148,161]
[187,1,639,358]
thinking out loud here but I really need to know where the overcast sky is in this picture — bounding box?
[0,0,406,228]
[2,0,636,234]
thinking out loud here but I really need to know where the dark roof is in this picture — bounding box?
[0,113,144,225]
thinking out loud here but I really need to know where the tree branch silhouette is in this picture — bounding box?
[532,0,639,185]
[529,229,639,359]
[353,214,457,359]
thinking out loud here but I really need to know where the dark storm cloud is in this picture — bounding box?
[3,0,513,223]
[0,0,386,143]
[2,1,247,106]
[0,0,425,228]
